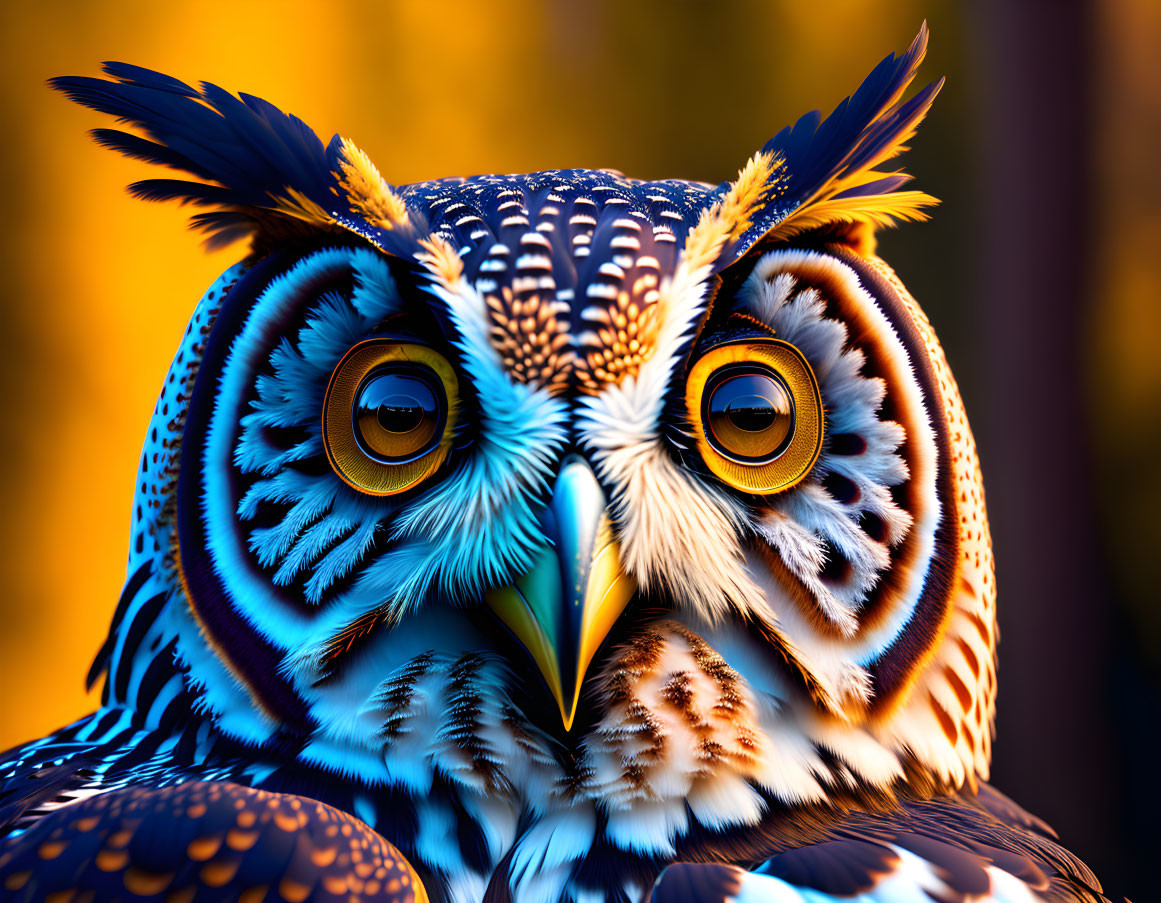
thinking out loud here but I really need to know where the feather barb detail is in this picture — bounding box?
[416,234,464,286]
[336,137,410,231]
[685,151,786,273]
[270,187,337,229]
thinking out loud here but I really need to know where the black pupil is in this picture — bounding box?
[725,395,778,431]
[712,373,789,428]
[376,395,424,433]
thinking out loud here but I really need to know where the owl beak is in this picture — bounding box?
[485,456,636,731]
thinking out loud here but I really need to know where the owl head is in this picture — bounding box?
[55,24,995,851]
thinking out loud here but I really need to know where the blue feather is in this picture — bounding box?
[127,178,235,206]
[50,66,373,248]
[832,173,913,199]
[90,128,208,175]
[99,61,200,97]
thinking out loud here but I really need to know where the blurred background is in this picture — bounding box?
[0,0,1156,897]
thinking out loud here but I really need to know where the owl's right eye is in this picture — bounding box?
[685,338,823,495]
[323,340,460,496]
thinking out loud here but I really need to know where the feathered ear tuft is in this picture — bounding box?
[50,64,421,256]
[712,22,943,269]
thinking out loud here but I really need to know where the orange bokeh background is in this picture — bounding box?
[0,1,1158,896]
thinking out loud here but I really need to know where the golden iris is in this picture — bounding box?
[323,340,459,496]
[685,339,823,495]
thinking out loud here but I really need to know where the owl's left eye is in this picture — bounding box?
[686,338,823,494]
[323,340,459,496]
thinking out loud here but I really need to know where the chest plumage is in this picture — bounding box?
[0,25,1108,903]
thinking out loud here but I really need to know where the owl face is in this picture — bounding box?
[58,25,996,841]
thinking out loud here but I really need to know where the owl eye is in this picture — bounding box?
[705,368,795,462]
[323,340,459,496]
[686,339,823,494]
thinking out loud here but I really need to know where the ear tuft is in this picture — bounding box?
[710,23,942,271]
[50,65,423,258]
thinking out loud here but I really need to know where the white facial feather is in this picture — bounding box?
[578,264,771,623]
[742,258,915,631]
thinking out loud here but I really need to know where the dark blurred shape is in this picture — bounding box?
[969,0,1117,881]
[963,2,1159,899]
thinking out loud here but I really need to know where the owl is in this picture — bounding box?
[0,25,1110,903]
